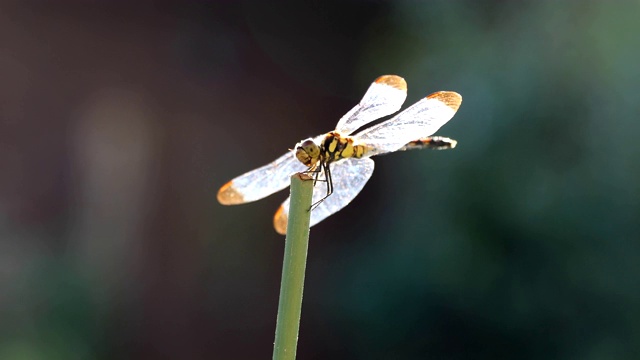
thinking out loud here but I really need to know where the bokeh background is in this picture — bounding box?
[1,1,639,359]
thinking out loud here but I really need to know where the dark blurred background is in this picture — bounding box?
[1,1,639,359]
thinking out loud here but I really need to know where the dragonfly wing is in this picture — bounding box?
[273,157,375,235]
[356,91,462,157]
[217,150,307,205]
[334,75,408,135]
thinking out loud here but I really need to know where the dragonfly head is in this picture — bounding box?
[295,138,320,167]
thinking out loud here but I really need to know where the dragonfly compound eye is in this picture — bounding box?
[295,139,320,166]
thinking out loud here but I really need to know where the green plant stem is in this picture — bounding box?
[273,173,314,360]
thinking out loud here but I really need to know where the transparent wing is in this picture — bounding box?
[273,157,375,234]
[217,150,307,205]
[334,75,408,135]
[218,133,327,205]
[356,91,462,157]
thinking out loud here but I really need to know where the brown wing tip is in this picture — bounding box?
[375,75,407,92]
[273,205,288,235]
[427,91,462,111]
[217,180,244,205]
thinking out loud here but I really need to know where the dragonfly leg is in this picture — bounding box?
[310,162,333,211]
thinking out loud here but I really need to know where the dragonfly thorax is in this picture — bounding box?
[295,132,367,168]
[320,131,366,163]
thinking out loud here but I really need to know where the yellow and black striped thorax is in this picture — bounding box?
[320,131,366,163]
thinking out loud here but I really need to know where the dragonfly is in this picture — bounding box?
[217,75,462,234]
